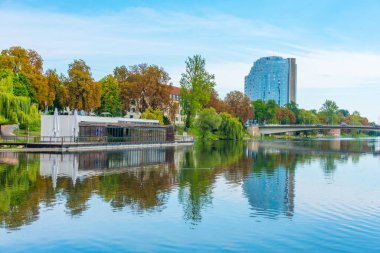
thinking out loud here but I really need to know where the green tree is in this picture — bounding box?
[252,99,266,124]
[286,101,300,123]
[141,106,164,125]
[195,108,221,140]
[265,100,279,124]
[299,109,318,124]
[319,100,339,125]
[180,55,216,130]
[218,113,244,140]
[98,75,122,116]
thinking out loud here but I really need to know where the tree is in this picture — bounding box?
[98,75,122,116]
[114,64,171,114]
[45,69,59,108]
[66,59,101,111]
[141,107,164,125]
[252,99,266,124]
[286,101,300,123]
[180,55,216,130]
[299,109,318,124]
[195,108,221,140]
[275,107,296,124]
[265,100,279,124]
[218,113,244,140]
[319,100,339,125]
[0,46,49,106]
[206,90,231,114]
[224,91,254,122]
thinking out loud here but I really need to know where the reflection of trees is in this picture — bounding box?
[98,166,175,213]
[178,141,247,224]
[1,139,378,230]
[0,153,57,230]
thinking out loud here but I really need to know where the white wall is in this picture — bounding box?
[41,115,159,137]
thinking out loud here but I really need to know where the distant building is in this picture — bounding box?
[125,85,184,125]
[244,56,297,106]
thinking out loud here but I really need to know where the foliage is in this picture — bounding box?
[0,70,40,128]
[141,106,164,125]
[275,107,296,124]
[319,100,339,125]
[180,55,216,130]
[206,90,231,114]
[224,91,254,122]
[63,59,101,111]
[218,113,244,140]
[0,46,49,107]
[114,64,171,114]
[97,75,122,116]
[195,108,221,140]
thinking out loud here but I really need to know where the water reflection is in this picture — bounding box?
[0,138,379,230]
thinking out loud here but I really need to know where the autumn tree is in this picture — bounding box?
[66,59,101,111]
[97,75,122,116]
[224,90,254,122]
[0,46,49,106]
[45,69,59,108]
[114,64,171,114]
[275,107,296,124]
[180,55,216,130]
[206,90,231,114]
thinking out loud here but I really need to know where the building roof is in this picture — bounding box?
[169,85,181,96]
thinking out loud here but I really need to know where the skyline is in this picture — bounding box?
[1,0,379,122]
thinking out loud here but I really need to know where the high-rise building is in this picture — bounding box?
[244,56,297,106]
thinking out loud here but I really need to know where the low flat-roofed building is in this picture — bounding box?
[41,114,174,143]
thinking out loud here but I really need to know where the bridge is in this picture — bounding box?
[249,125,380,136]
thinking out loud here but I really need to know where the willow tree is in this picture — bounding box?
[180,55,216,130]
[0,70,40,130]
[0,46,50,106]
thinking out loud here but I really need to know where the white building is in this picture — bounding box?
[41,114,159,137]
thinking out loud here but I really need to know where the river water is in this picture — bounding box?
[1,139,380,252]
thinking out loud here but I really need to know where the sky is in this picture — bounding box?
[0,0,379,122]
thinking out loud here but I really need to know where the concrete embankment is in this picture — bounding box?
[0,141,194,153]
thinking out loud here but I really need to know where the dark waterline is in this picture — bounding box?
[1,139,380,252]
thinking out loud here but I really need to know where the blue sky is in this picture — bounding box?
[1,0,379,122]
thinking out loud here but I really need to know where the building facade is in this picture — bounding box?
[244,56,297,106]
[125,85,184,125]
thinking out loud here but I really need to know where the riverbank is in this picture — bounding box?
[0,141,194,153]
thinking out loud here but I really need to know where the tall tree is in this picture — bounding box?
[319,100,339,125]
[98,75,122,116]
[224,90,254,122]
[45,69,59,108]
[66,60,101,111]
[114,64,171,114]
[180,55,216,130]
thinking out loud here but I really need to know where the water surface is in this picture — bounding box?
[1,139,380,252]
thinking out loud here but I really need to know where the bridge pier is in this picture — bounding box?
[247,126,261,137]
[328,129,341,137]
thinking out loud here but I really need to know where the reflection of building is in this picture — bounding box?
[244,56,297,106]
[39,148,174,188]
[243,166,295,218]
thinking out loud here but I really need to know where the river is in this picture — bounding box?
[1,138,380,252]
